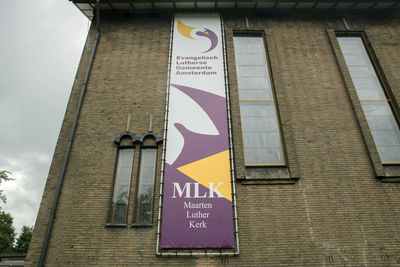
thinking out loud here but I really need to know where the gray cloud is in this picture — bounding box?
[0,0,89,235]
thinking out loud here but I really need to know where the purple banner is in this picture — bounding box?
[160,13,234,249]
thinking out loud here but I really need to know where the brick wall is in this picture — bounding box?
[26,14,400,266]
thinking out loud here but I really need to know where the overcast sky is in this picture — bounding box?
[0,0,89,236]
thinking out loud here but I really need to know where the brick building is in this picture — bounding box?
[26,0,400,266]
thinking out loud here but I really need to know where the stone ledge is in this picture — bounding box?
[237,177,299,185]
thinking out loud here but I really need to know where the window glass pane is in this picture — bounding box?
[115,185,129,204]
[138,202,152,223]
[142,149,157,167]
[353,77,382,91]
[361,101,392,116]
[337,38,363,54]
[237,66,269,77]
[240,101,276,117]
[114,150,134,201]
[243,132,282,148]
[234,34,285,165]
[338,36,400,163]
[241,116,278,132]
[238,77,270,90]
[343,54,370,65]
[117,167,131,185]
[139,185,154,200]
[353,76,386,100]
[140,167,155,184]
[377,145,400,163]
[348,66,375,78]
[239,89,272,100]
[234,37,264,53]
[362,102,397,132]
[356,90,386,100]
[371,131,400,146]
[365,115,394,131]
[136,148,157,224]
[339,44,360,54]
[235,53,266,65]
[245,148,284,165]
[110,148,134,224]
[119,149,134,167]
[113,204,127,224]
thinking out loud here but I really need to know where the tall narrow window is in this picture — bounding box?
[134,148,157,224]
[337,36,400,163]
[110,148,134,224]
[233,33,285,165]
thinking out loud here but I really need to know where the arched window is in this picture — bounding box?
[108,132,162,226]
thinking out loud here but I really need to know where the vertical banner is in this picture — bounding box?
[161,13,234,249]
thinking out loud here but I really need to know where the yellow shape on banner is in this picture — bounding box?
[177,150,232,201]
[177,20,196,40]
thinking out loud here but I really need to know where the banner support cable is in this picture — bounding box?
[221,14,240,256]
[156,14,175,256]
